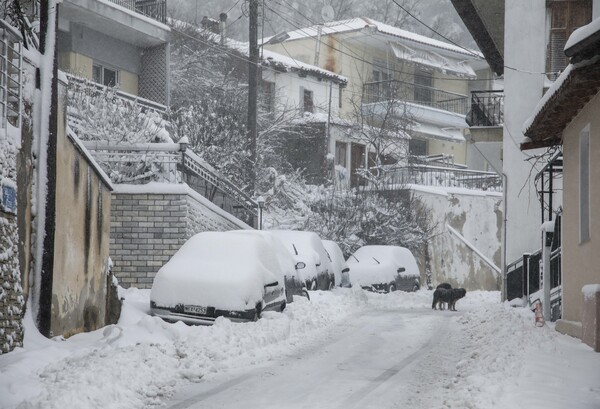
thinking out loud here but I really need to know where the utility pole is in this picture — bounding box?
[247,0,259,196]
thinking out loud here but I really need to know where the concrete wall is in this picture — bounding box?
[557,91,600,345]
[503,0,547,263]
[414,187,502,290]
[111,187,251,289]
[50,87,113,338]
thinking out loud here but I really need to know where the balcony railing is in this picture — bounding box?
[81,140,258,225]
[108,0,167,24]
[466,90,504,127]
[363,80,469,115]
[377,164,502,192]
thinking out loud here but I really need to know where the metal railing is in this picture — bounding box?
[378,164,502,191]
[363,80,469,115]
[0,19,22,129]
[82,141,258,224]
[466,90,504,127]
[66,73,167,114]
[107,0,167,23]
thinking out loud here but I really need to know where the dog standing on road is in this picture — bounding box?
[433,283,452,310]
[432,286,467,311]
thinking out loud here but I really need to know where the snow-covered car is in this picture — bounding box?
[322,239,351,288]
[150,231,286,325]
[228,230,310,302]
[347,245,420,293]
[269,230,335,291]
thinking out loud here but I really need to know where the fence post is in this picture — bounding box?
[523,253,530,301]
[541,223,554,321]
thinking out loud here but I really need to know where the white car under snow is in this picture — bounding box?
[150,231,286,325]
[347,245,421,293]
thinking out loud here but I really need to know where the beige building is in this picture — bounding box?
[524,18,600,351]
[263,17,493,187]
[57,0,170,106]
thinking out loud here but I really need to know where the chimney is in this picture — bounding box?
[219,13,228,45]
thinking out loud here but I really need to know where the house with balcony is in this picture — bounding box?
[57,0,170,106]
[262,17,494,188]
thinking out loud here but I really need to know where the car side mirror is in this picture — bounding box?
[264,281,279,288]
[295,262,306,270]
[397,267,405,273]
[342,267,350,273]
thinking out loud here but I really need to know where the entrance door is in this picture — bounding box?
[350,143,366,188]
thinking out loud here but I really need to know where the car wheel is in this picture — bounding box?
[280,301,286,312]
[302,289,310,300]
[311,280,317,290]
[388,284,397,293]
[253,303,262,321]
[328,281,335,291]
[412,283,420,292]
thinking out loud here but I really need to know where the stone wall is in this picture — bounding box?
[111,184,251,289]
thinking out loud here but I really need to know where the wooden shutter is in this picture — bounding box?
[547,0,592,78]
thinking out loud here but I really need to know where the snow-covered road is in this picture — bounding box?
[2,288,600,409]
[167,309,453,409]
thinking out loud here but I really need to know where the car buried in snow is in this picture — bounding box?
[322,239,351,288]
[228,230,310,302]
[347,245,421,293]
[269,230,335,291]
[150,231,287,325]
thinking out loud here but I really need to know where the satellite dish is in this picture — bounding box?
[321,5,335,22]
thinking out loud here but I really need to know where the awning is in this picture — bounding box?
[412,123,466,142]
[390,43,476,79]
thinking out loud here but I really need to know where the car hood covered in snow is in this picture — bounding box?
[150,232,280,310]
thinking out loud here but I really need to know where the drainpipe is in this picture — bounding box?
[219,13,227,46]
[501,172,508,302]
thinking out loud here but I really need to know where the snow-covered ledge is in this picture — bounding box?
[582,284,600,352]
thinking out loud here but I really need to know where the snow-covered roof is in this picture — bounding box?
[523,18,600,149]
[227,39,347,84]
[264,17,483,59]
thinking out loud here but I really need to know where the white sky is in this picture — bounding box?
[1,288,599,408]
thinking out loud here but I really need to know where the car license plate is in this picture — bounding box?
[184,305,207,315]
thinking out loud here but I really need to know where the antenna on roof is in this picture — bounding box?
[321,5,335,22]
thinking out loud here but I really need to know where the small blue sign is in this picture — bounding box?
[1,184,17,214]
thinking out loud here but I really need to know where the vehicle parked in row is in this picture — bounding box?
[150,231,286,325]
[347,245,420,293]
[270,230,335,291]
[322,239,351,288]
[230,230,310,302]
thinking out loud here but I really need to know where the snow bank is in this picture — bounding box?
[2,289,600,409]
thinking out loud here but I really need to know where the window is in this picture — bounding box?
[414,67,433,104]
[547,0,591,79]
[335,141,347,167]
[372,59,391,82]
[579,124,590,243]
[0,27,22,128]
[409,138,427,157]
[302,88,313,113]
[92,63,119,87]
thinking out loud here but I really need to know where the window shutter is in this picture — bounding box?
[547,0,592,79]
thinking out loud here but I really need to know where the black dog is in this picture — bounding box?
[432,287,466,311]
[434,283,453,309]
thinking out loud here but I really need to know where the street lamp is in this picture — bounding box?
[256,195,265,230]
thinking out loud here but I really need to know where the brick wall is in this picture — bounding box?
[111,188,250,289]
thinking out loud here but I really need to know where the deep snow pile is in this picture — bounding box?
[1,289,600,409]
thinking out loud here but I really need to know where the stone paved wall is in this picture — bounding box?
[111,189,249,289]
